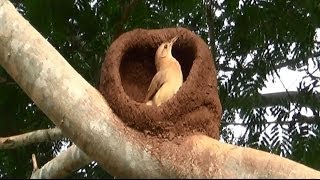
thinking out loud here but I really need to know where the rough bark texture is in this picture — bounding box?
[156,134,320,178]
[0,1,167,178]
[99,27,222,140]
[2,0,320,178]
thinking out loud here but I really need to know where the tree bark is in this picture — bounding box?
[1,0,320,178]
[30,144,91,179]
[0,127,62,149]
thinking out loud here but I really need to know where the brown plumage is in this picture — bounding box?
[145,36,183,106]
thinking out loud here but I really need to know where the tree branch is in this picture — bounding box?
[0,127,63,149]
[205,0,218,68]
[221,114,319,126]
[218,51,320,73]
[260,91,320,107]
[226,91,320,110]
[32,154,38,172]
[31,144,91,179]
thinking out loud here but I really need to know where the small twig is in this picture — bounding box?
[32,154,38,172]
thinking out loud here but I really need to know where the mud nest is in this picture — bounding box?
[99,27,222,139]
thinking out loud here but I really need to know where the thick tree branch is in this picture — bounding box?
[0,127,63,149]
[0,1,166,178]
[1,0,320,178]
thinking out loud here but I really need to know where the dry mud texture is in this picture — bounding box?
[99,27,222,140]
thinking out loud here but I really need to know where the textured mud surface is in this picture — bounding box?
[99,27,222,139]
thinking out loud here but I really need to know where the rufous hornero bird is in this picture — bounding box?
[145,36,183,106]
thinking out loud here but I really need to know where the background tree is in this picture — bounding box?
[1,0,320,178]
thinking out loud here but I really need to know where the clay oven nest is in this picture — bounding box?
[99,27,222,139]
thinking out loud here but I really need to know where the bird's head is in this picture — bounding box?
[155,36,178,60]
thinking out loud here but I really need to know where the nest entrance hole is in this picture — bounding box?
[119,41,195,103]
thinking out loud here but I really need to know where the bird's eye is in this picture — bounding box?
[164,44,168,49]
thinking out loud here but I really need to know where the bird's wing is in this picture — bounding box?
[145,71,167,102]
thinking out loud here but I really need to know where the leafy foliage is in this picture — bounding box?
[1,0,320,178]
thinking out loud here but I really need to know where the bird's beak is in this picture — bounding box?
[170,36,178,44]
